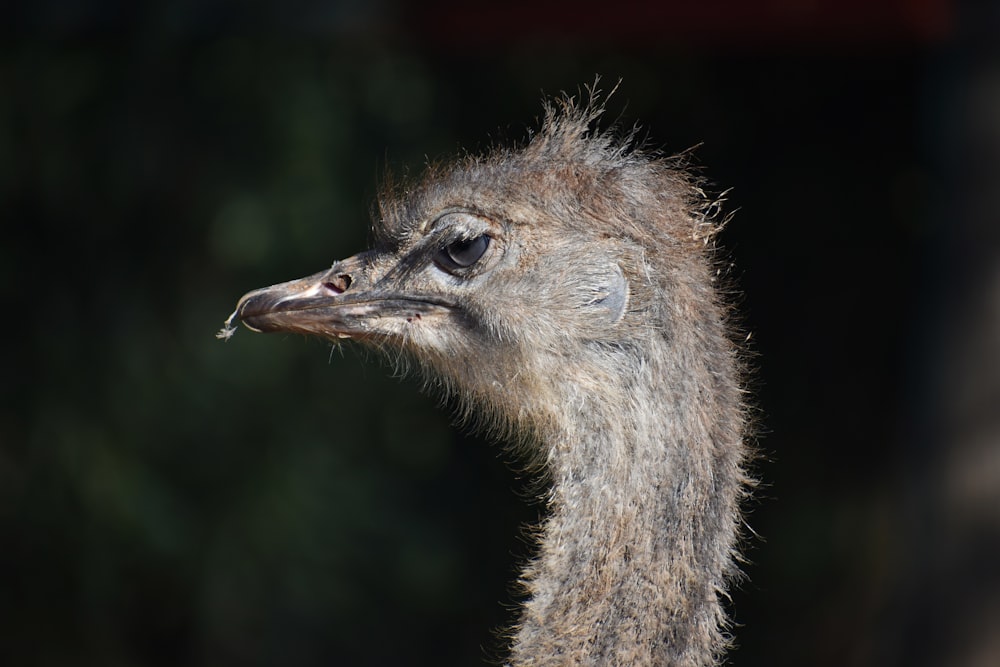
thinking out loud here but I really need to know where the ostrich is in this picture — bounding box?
[220,93,750,666]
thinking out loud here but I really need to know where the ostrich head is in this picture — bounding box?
[226,99,727,446]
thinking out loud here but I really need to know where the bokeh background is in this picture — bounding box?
[4,1,999,665]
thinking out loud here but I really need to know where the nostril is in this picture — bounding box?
[323,274,352,294]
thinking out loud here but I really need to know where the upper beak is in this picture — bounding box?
[217,251,451,342]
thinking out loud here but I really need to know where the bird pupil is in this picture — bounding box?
[446,235,489,267]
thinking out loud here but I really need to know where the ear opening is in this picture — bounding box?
[588,263,630,325]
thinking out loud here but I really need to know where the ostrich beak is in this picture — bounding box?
[217,251,450,342]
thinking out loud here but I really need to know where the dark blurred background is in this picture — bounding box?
[3,0,999,665]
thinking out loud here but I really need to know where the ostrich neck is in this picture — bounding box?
[508,337,742,667]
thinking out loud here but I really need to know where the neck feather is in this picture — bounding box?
[508,325,745,666]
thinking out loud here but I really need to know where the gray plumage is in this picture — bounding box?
[221,92,751,666]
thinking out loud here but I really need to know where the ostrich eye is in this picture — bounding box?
[438,234,490,270]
